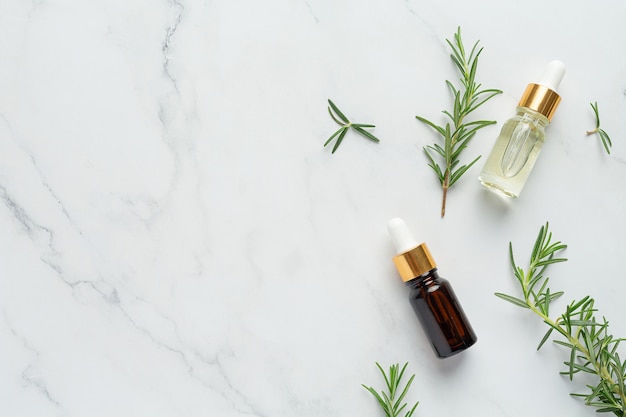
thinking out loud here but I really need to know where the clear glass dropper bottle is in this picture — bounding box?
[387,218,477,358]
[479,61,566,198]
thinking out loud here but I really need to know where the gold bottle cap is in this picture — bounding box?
[392,243,437,282]
[517,61,565,121]
[518,83,561,121]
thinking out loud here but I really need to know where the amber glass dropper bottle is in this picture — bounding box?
[388,218,477,358]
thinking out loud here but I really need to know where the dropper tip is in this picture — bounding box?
[387,218,419,255]
[539,60,566,91]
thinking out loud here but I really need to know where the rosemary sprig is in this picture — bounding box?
[586,101,613,155]
[324,99,380,154]
[416,27,502,217]
[362,362,419,417]
[495,223,626,416]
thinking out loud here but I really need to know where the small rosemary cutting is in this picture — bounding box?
[362,362,419,417]
[416,27,501,217]
[586,101,613,155]
[324,99,380,153]
[495,223,626,416]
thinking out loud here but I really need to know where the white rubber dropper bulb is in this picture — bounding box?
[387,218,419,255]
[538,60,566,92]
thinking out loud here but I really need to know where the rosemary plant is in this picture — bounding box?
[416,27,501,217]
[586,101,613,155]
[324,99,380,154]
[362,362,419,417]
[495,223,626,416]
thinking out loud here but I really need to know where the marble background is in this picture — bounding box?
[2,0,626,416]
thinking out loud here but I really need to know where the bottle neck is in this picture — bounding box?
[405,267,439,288]
[515,106,550,127]
[517,82,561,121]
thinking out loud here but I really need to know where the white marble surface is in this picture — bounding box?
[2,1,626,416]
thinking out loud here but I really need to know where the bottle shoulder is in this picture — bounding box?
[405,269,449,289]
[510,107,550,128]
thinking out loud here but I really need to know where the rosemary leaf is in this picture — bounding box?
[332,127,349,154]
[324,127,346,147]
[328,99,349,124]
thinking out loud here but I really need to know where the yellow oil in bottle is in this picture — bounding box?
[479,109,547,198]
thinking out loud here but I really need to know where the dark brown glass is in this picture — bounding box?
[406,268,477,358]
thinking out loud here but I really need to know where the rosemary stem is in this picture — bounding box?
[440,114,465,217]
[441,173,449,218]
